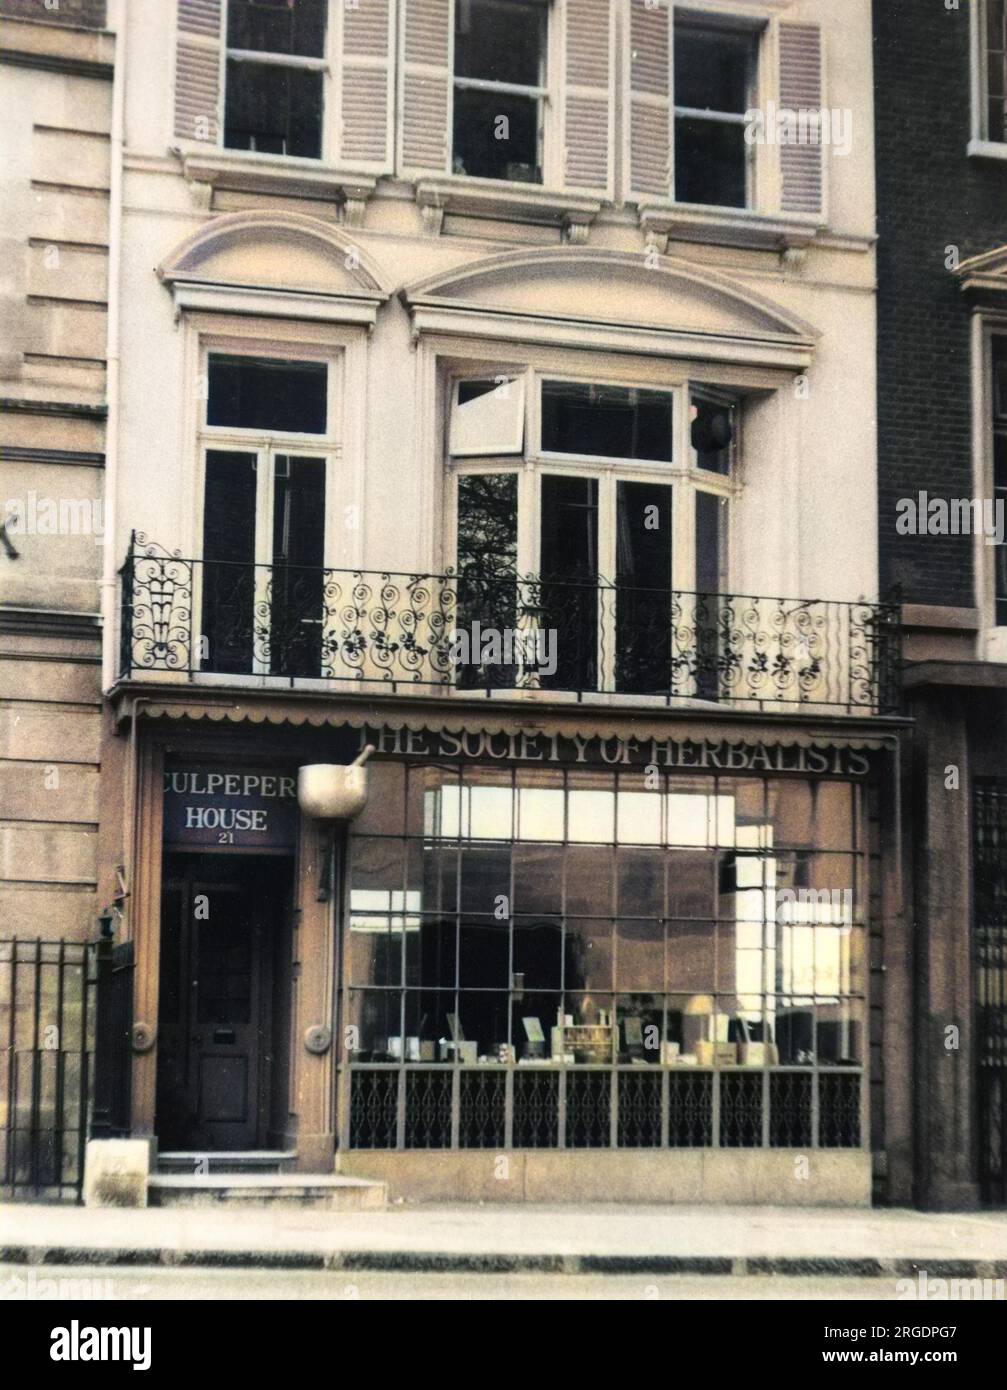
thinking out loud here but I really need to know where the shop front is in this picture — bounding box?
[113,697,899,1201]
[334,715,897,1204]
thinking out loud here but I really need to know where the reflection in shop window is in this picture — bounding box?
[516,781,565,840]
[616,789,663,845]
[349,890,422,928]
[567,787,616,843]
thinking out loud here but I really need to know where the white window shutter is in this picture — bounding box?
[625,0,671,202]
[174,0,222,144]
[338,0,395,172]
[778,22,824,217]
[563,0,614,198]
[400,0,452,176]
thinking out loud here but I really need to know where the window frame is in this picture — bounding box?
[973,319,1007,655]
[448,0,562,189]
[449,375,528,457]
[671,8,764,212]
[222,0,332,161]
[445,365,740,600]
[990,329,1007,630]
[971,0,1007,157]
[194,340,343,677]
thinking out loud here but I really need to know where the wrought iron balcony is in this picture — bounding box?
[118,534,901,715]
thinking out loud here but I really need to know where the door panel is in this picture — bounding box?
[156,862,283,1151]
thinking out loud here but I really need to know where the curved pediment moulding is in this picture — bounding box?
[401,247,819,370]
[157,210,395,323]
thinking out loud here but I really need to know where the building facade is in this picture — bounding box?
[7,0,911,1205]
[875,0,1007,1209]
[0,2,116,1193]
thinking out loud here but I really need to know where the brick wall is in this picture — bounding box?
[0,0,106,28]
[874,0,1007,607]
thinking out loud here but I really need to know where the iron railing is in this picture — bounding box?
[346,1064,862,1151]
[1,935,134,1203]
[974,779,1007,1204]
[118,533,901,714]
[0,939,95,1201]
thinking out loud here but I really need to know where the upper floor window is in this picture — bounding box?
[173,3,825,224]
[447,368,737,695]
[224,0,327,158]
[985,0,1007,143]
[453,0,549,183]
[199,350,336,677]
[673,18,756,208]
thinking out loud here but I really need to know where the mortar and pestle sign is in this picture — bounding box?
[297,745,375,901]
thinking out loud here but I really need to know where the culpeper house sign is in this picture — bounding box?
[163,765,299,850]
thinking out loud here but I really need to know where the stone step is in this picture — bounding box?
[148,1172,388,1211]
[157,1151,298,1175]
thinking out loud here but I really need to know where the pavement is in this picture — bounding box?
[3,1203,1007,1276]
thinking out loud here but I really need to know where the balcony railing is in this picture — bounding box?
[118,534,901,714]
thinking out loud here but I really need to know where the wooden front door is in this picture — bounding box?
[156,857,284,1151]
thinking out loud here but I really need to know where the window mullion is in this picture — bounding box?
[253,444,274,676]
[598,471,618,692]
[671,479,695,598]
[226,49,328,72]
[673,106,748,125]
[453,76,548,99]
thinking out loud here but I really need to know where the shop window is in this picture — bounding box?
[224,0,326,158]
[674,20,756,208]
[345,765,867,1117]
[452,0,548,183]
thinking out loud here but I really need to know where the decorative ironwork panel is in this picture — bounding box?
[459,1068,506,1149]
[618,1070,662,1148]
[512,1069,559,1148]
[668,1071,713,1147]
[719,1072,763,1148]
[320,571,457,685]
[818,1073,861,1148]
[121,536,193,674]
[566,1070,611,1149]
[405,1068,453,1149]
[975,780,1007,1201]
[349,1069,398,1150]
[769,1071,812,1147]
